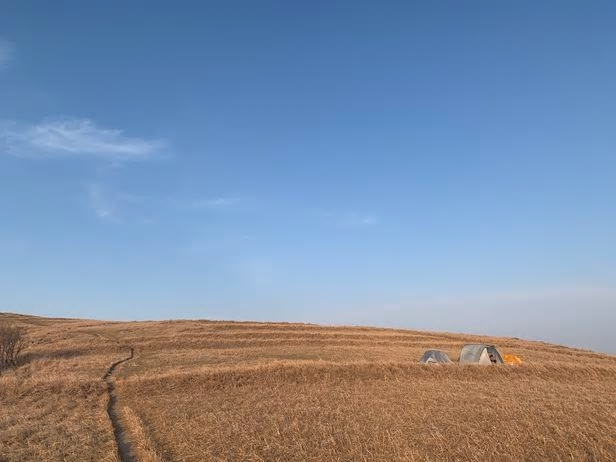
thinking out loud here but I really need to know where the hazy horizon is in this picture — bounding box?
[10,286,616,355]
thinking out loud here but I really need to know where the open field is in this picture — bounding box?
[1,312,615,461]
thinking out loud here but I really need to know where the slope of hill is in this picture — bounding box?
[1,312,615,461]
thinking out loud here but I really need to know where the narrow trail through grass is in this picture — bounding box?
[103,348,135,462]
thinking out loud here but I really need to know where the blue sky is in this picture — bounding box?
[1,1,615,353]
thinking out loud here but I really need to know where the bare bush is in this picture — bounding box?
[0,322,26,370]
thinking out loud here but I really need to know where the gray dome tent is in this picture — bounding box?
[459,344,504,365]
[419,349,453,364]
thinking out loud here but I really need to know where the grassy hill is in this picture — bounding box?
[1,312,615,461]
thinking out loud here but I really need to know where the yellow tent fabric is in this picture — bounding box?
[503,354,522,365]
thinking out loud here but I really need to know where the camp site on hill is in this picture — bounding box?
[1,313,615,461]
[418,344,520,365]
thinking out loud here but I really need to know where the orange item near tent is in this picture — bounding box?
[503,354,522,365]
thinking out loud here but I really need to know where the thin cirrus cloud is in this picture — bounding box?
[1,118,164,162]
[167,196,247,212]
[0,39,14,68]
[84,182,147,222]
[84,184,245,222]
[316,211,378,228]
[345,213,378,227]
[181,197,243,209]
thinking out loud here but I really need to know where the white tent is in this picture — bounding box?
[459,344,504,365]
[419,349,453,364]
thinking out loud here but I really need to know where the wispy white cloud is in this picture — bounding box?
[84,182,146,222]
[85,183,114,220]
[313,210,379,228]
[84,184,247,223]
[343,213,378,227]
[0,39,14,68]
[177,196,243,209]
[1,118,164,162]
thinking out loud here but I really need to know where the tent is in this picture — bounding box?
[459,344,504,365]
[419,350,454,364]
[503,354,522,365]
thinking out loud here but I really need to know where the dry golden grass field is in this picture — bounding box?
[1,312,615,462]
